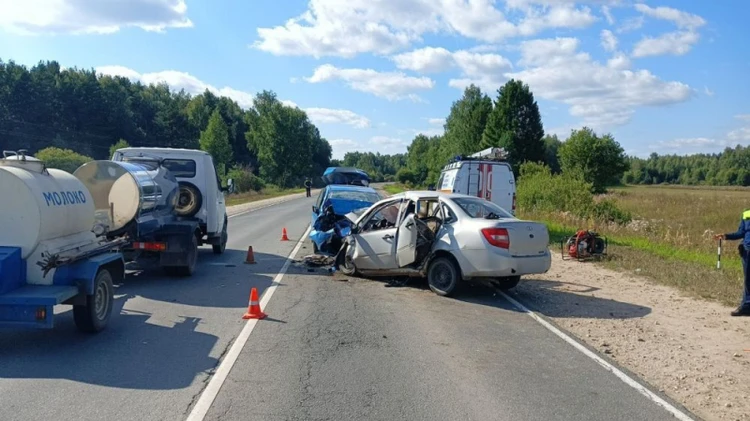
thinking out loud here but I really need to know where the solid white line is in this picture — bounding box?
[185,225,312,421]
[497,291,696,421]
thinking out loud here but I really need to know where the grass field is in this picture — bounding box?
[521,185,750,307]
[226,186,306,207]
[383,183,407,195]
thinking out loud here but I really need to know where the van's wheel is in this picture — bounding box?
[213,215,228,254]
[494,276,521,291]
[427,256,461,297]
[337,243,358,276]
[74,268,114,333]
[164,234,198,277]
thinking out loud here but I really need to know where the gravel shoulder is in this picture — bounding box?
[510,255,750,421]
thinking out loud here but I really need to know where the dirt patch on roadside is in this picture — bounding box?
[511,255,750,421]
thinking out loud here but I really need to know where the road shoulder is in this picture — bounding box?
[511,255,750,421]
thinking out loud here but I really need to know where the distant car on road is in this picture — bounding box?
[336,191,551,296]
[310,184,382,254]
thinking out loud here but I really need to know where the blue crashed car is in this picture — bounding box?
[310,184,381,254]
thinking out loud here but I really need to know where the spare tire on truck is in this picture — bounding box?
[175,181,202,217]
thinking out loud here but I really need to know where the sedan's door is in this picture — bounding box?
[395,213,418,267]
[351,199,403,270]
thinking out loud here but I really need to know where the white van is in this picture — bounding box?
[436,147,516,215]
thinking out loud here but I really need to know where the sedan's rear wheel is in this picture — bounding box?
[427,256,460,297]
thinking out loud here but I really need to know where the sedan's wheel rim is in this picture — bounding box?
[95,281,110,321]
[431,261,453,290]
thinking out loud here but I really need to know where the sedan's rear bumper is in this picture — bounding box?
[453,247,552,279]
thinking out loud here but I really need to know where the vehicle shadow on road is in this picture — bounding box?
[119,248,305,308]
[0,295,218,390]
[508,278,652,320]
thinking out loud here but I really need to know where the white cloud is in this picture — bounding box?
[95,65,255,109]
[607,53,631,70]
[253,0,601,58]
[651,137,722,151]
[372,136,406,146]
[0,0,192,35]
[428,118,445,125]
[602,5,615,25]
[600,29,617,52]
[391,47,455,73]
[728,127,750,142]
[303,64,435,101]
[634,4,706,30]
[505,37,693,128]
[329,139,360,159]
[392,47,513,92]
[281,99,299,108]
[305,108,371,128]
[617,16,644,33]
[632,31,700,58]
[704,86,714,97]
[735,114,750,122]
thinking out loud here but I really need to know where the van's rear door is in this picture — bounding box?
[491,163,515,213]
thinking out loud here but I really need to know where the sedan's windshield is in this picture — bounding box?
[329,190,381,203]
[451,197,514,219]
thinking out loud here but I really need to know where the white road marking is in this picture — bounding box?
[185,225,312,421]
[497,291,696,421]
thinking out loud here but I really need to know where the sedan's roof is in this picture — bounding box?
[327,184,377,193]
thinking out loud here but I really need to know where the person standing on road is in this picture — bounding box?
[714,209,750,316]
[304,177,312,197]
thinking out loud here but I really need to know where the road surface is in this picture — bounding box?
[0,195,697,421]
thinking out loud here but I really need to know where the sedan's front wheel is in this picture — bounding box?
[427,256,461,297]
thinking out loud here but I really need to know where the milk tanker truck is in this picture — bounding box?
[0,150,126,332]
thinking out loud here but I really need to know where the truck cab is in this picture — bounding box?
[111,148,231,254]
[436,147,516,215]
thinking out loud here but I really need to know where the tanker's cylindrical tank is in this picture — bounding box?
[0,154,96,259]
[73,160,179,236]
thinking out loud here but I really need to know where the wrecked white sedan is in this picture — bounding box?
[336,191,552,296]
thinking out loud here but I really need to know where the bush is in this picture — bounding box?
[396,168,417,184]
[109,139,130,158]
[35,147,93,173]
[516,162,631,225]
[226,165,265,193]
[592,199,632,225]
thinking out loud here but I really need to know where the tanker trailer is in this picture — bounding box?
[73,158,201,276]
[0,150,125,332]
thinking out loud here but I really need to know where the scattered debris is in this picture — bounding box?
[301,254,335,267]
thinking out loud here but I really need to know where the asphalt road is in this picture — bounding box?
[0,195,695,421]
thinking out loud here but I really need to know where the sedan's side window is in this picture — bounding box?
[441,204,457,224]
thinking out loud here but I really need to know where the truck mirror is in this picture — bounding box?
[225,178,234,193]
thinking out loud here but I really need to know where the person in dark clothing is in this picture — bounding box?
[714,209,750,316]
[304,177,312,197]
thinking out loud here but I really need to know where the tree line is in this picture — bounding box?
[624,148,750,186]
[0,59,332,190]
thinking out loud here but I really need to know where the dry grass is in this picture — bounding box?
[226,187,305,207]
[522,185,750,307]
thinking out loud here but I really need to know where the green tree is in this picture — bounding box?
[558,127,629,193]
[35,147,93,173]
[481,79,545,174]
[443,84,493,159]
[542,134,562,173]
[109,139,130,158]
[200,109,233,174]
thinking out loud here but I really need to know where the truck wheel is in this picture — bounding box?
[164,234,199,277]
[213,215,228,255]
[494,276,521,291]
[427,256,461,297]
[73,268,114,333]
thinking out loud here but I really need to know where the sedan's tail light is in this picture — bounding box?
[482,227,510,249]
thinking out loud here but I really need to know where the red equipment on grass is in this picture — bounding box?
[561,230,608,261]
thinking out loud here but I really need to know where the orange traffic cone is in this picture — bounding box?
[281,228,289,241]
[242,287,266,320]
[244,246,256,264]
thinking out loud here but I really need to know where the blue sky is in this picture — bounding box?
[0,0,748,159]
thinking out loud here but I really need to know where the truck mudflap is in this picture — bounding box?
[158,221,200,270]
